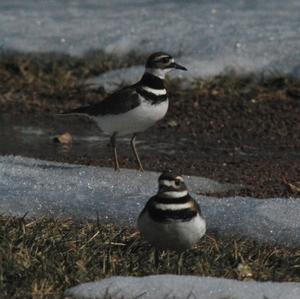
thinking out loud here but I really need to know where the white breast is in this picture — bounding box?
[137,212,206,251]
[94,97,169,136]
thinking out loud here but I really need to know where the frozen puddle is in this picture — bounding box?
[65,275,300,299]
[0,155,300,248]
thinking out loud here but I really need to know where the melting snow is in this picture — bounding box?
[65,275,300,299]
[0,155,299,248]
[1,0,300,77]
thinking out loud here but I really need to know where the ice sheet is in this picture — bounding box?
[65,275,300,299]
[0,155,299,248]
[1,0,300,76]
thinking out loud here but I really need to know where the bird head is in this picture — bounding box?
[157,171,188,198]
[145,52,187,79]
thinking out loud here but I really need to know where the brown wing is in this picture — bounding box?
[71,86,140,116]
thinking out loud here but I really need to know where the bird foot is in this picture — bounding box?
[137,166,144,172]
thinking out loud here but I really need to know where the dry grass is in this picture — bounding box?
[0,51,300,114]
[0,215,299,298]
[169,70,300,104]
[0,50,144,113]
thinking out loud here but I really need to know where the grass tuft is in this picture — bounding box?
[0,215,299,298]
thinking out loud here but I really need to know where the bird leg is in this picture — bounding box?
[110,133,120,171]
[154,248,160,269]
[130,134,144,171]
[177,252,184,274]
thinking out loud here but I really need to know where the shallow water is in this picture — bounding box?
[1,114,299,164]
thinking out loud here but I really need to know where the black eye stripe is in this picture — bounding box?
[153,56,170,62]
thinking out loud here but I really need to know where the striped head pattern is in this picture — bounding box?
[143,171,201,223]
[145,52,187,79]
[137,171,206,251]
[158,171,188,199]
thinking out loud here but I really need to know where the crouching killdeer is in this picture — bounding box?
[137,171,206,270]
[66,52,187,171]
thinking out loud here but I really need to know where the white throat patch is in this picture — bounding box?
[154,201,193,211]
[159,190,188,198]
[146,68,171,79]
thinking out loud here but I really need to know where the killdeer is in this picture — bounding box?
[137,171,206,270]
[67,52,187,171]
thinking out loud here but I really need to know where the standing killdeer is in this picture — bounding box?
[67,52,187,171]
[137,171,206,270]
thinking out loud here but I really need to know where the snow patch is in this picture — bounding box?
[0,155,239,222]
[65,275,300,299]
[0,155,300,248]
[1,0,300,76]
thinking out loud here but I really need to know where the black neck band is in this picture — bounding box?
[139,73,165,89]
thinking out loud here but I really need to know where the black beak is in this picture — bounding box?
[172,62,187,71]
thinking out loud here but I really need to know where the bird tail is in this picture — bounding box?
[54,113,94,121]
[55,106,92,119]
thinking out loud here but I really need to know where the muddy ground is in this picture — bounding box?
[0,52,300,198]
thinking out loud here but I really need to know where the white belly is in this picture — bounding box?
[93,99,169,136]
[137,212,206,251]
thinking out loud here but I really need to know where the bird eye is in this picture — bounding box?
[161,57,170,63]
[175,179,180,186]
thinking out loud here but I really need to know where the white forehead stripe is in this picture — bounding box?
[175,176,184,181]
[154,55,169,61]
[159,180,178,188]
[159,178,185,188]
[154,201,193,211]
[142,86,167,95]
[159,190,188,198]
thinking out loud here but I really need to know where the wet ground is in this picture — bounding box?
[1,87,300,199]
[0,52,300,198]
